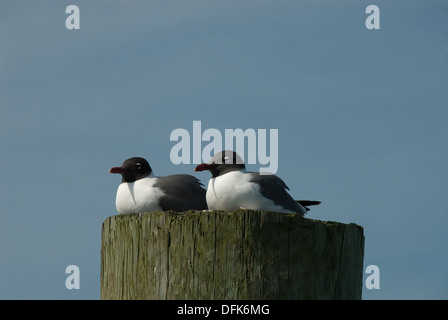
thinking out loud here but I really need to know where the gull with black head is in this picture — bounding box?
[110,157,207,214]
[195,151,320,215]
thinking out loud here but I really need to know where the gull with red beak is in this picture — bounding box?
[195,151,320,215]
[110,157,207,214]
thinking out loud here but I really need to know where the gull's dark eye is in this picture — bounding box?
[136,162,142,170]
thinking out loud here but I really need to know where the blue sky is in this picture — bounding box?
[0,1,447,299]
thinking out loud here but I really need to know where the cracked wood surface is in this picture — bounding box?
[101,210,364,300]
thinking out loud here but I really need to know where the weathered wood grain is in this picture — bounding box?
[101,210,364,300]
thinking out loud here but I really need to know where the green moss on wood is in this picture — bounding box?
[101,210,364,300]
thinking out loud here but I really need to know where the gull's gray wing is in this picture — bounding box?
[154,174,208,211]
[248,173,306,215]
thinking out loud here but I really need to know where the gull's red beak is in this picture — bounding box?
[110,167,125,174]
[194,163,212,172]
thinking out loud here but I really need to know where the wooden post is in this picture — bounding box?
[101,210,364,300]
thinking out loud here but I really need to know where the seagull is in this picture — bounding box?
[194,151,320,215]
[110,157,207,214]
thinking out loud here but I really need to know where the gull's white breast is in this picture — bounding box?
[206,170,288,212]
[115,176,165,214]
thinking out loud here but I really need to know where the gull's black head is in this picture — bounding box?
[195,150,245,178]
[110,157,152,183]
